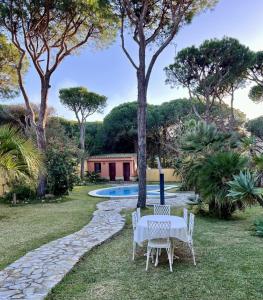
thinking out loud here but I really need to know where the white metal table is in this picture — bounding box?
[134,215,188,245]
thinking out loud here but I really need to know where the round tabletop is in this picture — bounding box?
[134,215,188,244]
[138,215,186,228]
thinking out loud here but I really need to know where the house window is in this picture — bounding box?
[94,162,101,173]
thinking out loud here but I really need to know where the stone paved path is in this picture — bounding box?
[0,192,192,300]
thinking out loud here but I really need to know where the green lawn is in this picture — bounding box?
[0,185,106,270]
[48,206,263,300]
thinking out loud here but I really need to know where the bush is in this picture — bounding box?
[4,184,36,204]
[46,147,79,196]
[46,118,80,196]
[85,171,108,184]
[176,120,261,219]
[195,152,248,219]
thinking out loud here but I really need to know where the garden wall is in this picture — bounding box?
[146,168,181,182]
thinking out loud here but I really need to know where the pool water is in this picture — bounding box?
[89,184,177,198]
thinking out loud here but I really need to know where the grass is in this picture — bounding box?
[48,206,263,300]
[0,184,107,270]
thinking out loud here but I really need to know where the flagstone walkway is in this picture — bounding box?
[0,192,192,300]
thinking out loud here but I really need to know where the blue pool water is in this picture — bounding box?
[89,184,176,198]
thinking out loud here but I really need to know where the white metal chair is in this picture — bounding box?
[146,220,173,272]
[154,204,171,216]
[132,211,138,260]
[183,208,188,227]
[136,207,141,219]
[188,213,196,265]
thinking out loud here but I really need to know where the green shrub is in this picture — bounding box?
[196,152,248,219]
[85,171,108,184]
[176,120,261,219]
[45,117,80,196]
[46,147,79,196]
[4,184,36,203]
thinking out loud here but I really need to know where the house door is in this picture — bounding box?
[123,163,130,181]
[109,163,116,181]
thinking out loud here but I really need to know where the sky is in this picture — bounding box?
[4,0,263,121]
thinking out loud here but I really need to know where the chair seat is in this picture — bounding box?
[148,238,171,248]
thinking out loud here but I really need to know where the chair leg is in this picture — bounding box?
[146,247,151,271]
[132,241,136,261]
[151,248,155,263]
[168,248,173,272]
[155,249,159,267]
[189,242,196,266]
[172,244,179,263]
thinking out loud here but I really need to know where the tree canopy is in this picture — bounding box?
[59,87,107,124]
[101,98,245,166]
[0,0,115,127]
[0,0,117,195]
[0,34,25,99]
[248,51,263,103]
[59,86,107,178]
[247,116,263,141]
[165,37,253,124]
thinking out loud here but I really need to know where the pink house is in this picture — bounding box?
[87,153,137,181]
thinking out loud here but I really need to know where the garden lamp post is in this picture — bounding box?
[156,157,165,205]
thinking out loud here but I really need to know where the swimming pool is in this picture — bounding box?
[89,184,177,198]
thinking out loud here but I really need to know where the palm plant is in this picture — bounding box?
[227,170,263,206]
[0,125,42,184]
[180,121,232,154]
[197,152,248,218]
[177,121,234,191]
[175,156,204,191]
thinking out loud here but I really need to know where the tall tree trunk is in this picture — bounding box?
[37,78,50,197]
[80,123,86,179]
[230,88,235,131]
[137,68,147,208]
[36,124,47,197]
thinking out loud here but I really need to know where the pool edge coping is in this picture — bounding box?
[88,184,178,198]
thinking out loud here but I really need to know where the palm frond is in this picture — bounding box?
[0,125,43,184]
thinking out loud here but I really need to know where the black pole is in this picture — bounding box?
[160,173,165,205]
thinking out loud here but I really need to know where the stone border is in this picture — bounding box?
[0,192,192,300]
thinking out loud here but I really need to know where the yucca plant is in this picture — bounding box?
[227,170,263,206]
[0,125,42,185]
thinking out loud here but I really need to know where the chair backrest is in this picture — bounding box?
[188,213,195,240]
[147,220,171,240]
[132,211,138,231]
[154,204,171,216]
[136,207,141,219]
[183,208,188,226]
